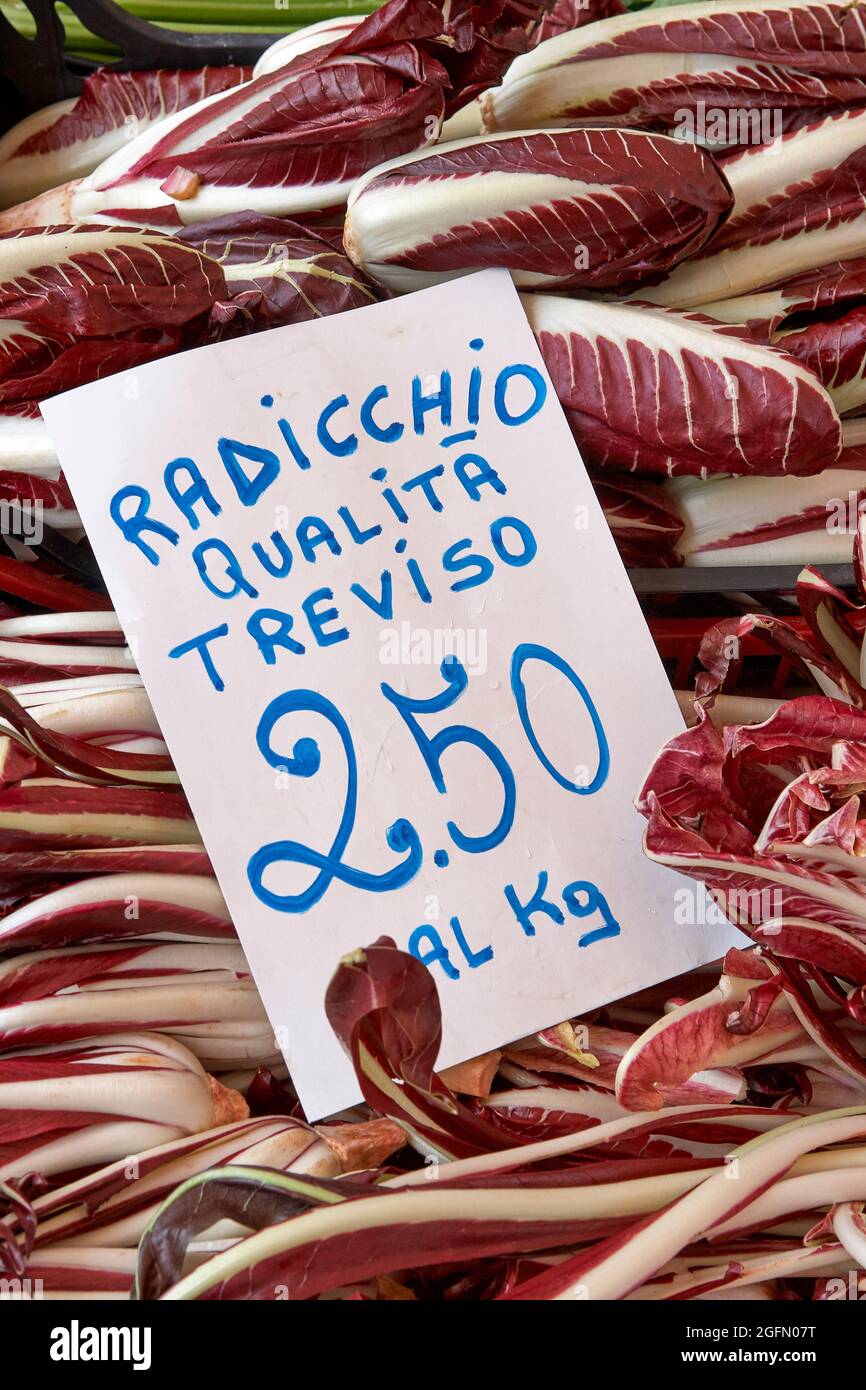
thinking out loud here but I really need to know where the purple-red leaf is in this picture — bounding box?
[524,293,842,477]
[345,128,732,293]
[0,67,249,208]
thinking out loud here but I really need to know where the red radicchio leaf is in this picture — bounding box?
[29,67,249,148]
[0,226,226,338]
[0,1174,42,1275]
[344,128,732,295]
[532,0,623,45]
[324,937,530,1158]
[176,213,378,334]
[522,295,842,479]
[594,475,684,568]
[335,0,545,114]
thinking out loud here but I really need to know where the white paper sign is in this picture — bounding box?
[43,271,739,1117]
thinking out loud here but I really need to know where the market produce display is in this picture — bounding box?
[5,2,866,563]
[0,0,537,228]
[1,0,866,1303]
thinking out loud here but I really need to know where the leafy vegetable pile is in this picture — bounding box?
[0,0,865,1300]
[2,527,866,1298]
[6,1,866,562]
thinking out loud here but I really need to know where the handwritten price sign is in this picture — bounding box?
[44,271,737,1116]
